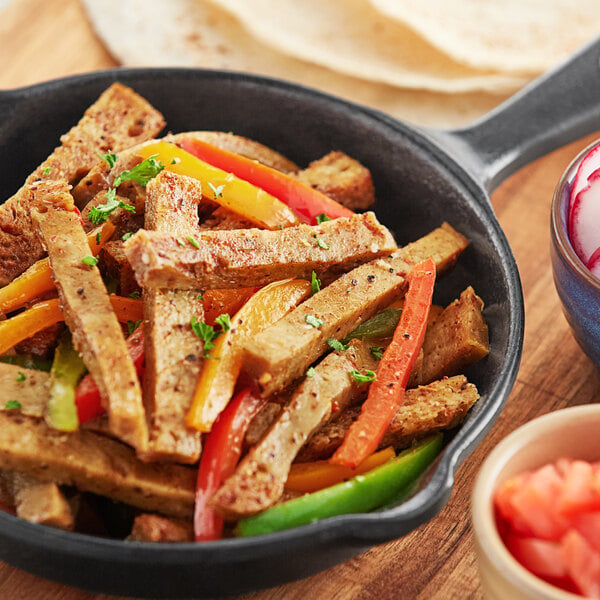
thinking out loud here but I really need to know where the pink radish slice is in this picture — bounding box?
[570,142,600,219]
[588,247,600,279]
[569,169,600,264]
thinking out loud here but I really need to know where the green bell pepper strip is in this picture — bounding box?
[342,307,402,343]
[46,330,87,432]
[235,433,443,537]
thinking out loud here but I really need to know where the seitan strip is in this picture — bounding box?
[419,287,490,385]
[241,223,468,397]
[0,363,49,417]
[211,340,378,519]
[129,513,194,543]
[141,171,204,463]
[30,181,148,452]
[0,412,195,518]
[123,212,397,290]
[296,375,479,462]
[0,83,165,285]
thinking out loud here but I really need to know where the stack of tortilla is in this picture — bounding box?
[82,0,600,128]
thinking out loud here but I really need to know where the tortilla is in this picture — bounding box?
[370,0,600,75]
[81,0,510,128]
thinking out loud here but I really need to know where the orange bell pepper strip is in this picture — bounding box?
[186,278,312,433]
[202,287,257,326]
[0,295,142,355]
[136,141,301,230]
[331,257,436,469]
[194,387,266,541]
[0,220,115,315]
[285,446,396,494]
[179,136,354,224]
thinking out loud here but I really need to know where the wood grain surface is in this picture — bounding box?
[1,1,599,599]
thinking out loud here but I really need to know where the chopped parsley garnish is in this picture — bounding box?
[113,155,164,188]
[128,290,141,299]
[350,369,377,384]
[176,237,186,247]
[41,166,52,176]
[196,293,205,301]
[214,313,231,332]
[208,182,225,199]
[370,346,385,361]
[99,150,118,169]
[16,372,26,382]
[187,235,201,249]
[306,367,316,378]
[313,234,330,250]
[171,157,181,165]
[81,255,98,267]
[5,400,21,410]
[316,213,331,225]
[88,188,135,225]
[305,314,324,328]
[127,320,142,336]
[95,231,102,245]
[122,232,134,242]
[327,338,349,352]
[310,271,321,296]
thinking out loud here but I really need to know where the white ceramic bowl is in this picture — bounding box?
[472,404,600,600]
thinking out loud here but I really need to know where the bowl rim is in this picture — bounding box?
[472,404,600,600]
[551,137,600,291]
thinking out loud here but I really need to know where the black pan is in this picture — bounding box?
[1,36,600,599]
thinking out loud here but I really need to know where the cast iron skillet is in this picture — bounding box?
[1,37,600,599]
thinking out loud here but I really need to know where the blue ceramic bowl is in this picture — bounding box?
[551,140,600,365]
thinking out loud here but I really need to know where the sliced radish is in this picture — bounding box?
[568,169,600,264]
[570,142,600,219]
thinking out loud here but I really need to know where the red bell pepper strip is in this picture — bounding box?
[75,324,145,423]
[194,387,266,541]
[331,257,436,469]
[179,137,354,224]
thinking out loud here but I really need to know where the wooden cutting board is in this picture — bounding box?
[1,1,599,599]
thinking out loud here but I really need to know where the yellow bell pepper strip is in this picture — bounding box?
[45,330,87,432]
[236,433,443,537]
[194,387,266,541]
[136,142,301,230]
[202,287,258,326]
[179,136,354,224]
[284,446,396,494]
[0,295,142,355]
[331,257,436,469]
[0,220,115,315]
[186,278,311,433]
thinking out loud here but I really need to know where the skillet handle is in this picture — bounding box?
[429,35,600,194]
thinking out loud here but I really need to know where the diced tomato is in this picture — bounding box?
[562,529,600,599]
[495,472,534,536]
[558,460,600,516]
[504,533,567,580]
[572,512,600,554]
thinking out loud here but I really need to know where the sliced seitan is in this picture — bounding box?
[124,212,397,290]
[241,223,469,397]
[99,240,140,297]
[0,83,165,285]
[419,286,490,385]
[294,151,375,211]
[211,340,378,519]
[129,513,194,543]
[296,375,479,462]
[0,362,49,417]
[140,171,204,464]
[30,181,148,453]
[0,412,194,518]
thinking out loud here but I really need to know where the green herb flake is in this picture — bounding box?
[214,313,231,332]
[370,346,385,361]
[16,372,26,382]
[81,255,98,267]
[316,213,332,225]
[306,367,316,378]
[349,369,377,384]
[310,271,321,296]
[327,338,349,352]
[113,155,164,188]
[127,320,142,336]
[5,400,21,410]
[95,231,102,245]
[99,150,118,169]
[122,232,134,242]
[196,293,205,301]
[171,157,181,165]
[312,234,330,250]
[191,316,221,358]
[88,188,135,225]
[208,182,225,199]
[176,237,186,247]
[41,166,53,176]
[187,235,201,249]
[128,290,142,299]
[305,314,324,328]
